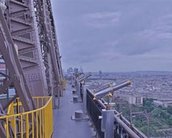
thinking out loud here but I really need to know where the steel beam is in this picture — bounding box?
[0,79,12,94]
[0,104,6,138]
[0,7,35,111]
[6,0,48,96]
[33,0,63,107]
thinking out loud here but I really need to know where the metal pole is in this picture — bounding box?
[76,80,80,96]
[7,89,9,101]
[83,85,87,114]
[101,109,115,138]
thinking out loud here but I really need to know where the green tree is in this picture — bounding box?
[167,116,172,125]
[167,106,172,114]
[143,99,154,112]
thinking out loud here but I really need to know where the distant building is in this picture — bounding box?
[153,99,172,108]
[115,94,143,105]
[67,67,73,75]
[98,70,102,79]
[74,68,79,74]
[79,67,83,73]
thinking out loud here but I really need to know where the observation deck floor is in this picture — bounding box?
[53,84,93,138]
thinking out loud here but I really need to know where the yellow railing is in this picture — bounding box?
[0,96,53,138]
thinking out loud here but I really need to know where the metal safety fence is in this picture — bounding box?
[0,96,53,138]
[86,89,104,138]
[86,88,147,138]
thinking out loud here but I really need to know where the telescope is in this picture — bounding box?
[93,80,131,99]
[94,82,115,93]
[77,73,85,79]
[78,74,91,82]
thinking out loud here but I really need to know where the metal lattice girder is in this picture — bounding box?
[33,0,63,98]
[0,104,6,138]
[0,7,35,111]
[0,79,12,94]
[5,0,49,96]
[0,0,63,108]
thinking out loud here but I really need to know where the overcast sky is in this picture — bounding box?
[52,0,172,72]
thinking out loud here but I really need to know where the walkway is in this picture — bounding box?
[53,83,93,138]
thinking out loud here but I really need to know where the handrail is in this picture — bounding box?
[0,97,50,118]
[0,96,53,138]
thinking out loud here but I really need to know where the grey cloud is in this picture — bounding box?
[83,11,120,28]
[106,12,172,56]
[52,0,172,72]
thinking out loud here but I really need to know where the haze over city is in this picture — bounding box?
[52,0,172,72]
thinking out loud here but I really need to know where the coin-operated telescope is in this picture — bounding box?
[94,80,131,99]
[93,81,131,109]
[73,73,92,101]
[78,73,92,83]
[94,82,115,93]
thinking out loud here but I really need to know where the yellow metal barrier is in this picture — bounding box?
[0,96,53,138]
